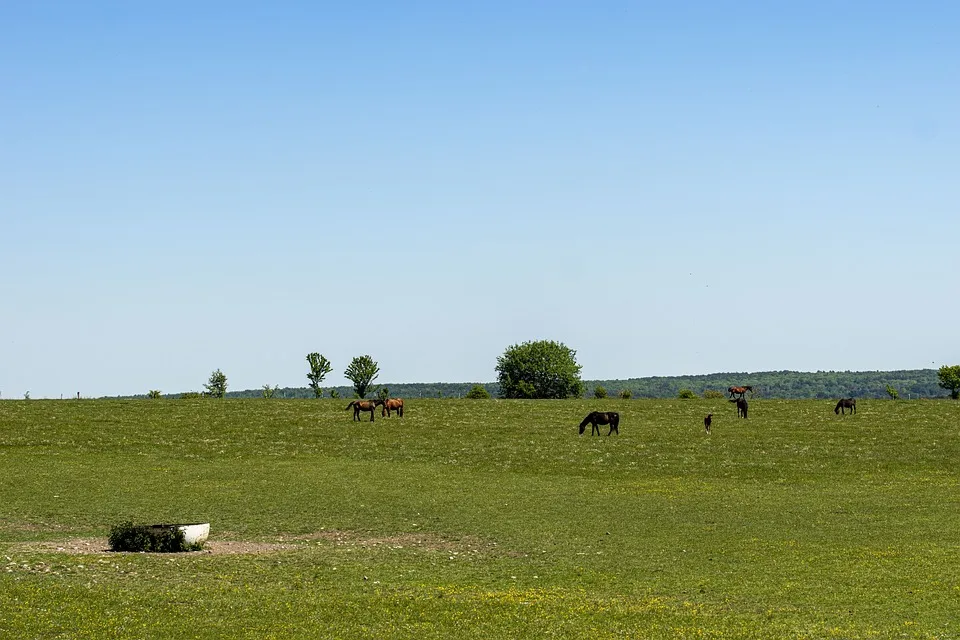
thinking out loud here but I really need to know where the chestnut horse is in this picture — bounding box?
[579,411,620,436]
[346,400,381,422]
[834,398,856,415]
[728,385,753,399]
[381,398,404,418]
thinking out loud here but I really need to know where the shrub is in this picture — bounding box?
[619,389,632,399]
[703,389,726,399]
[594,386,608,399]
[465,385,491,399]
[108,522,202,553]
[885,385,899,400]
[180,391,202,400]
[147,390,162,399]
[329,389,341,399]
[677,389,698,399]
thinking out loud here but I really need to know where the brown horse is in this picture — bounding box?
[728,385,753,399]
[579,411,619,436]
[346,400,381,422]
[730,397,748,418]
[381,398,404,418]
[704,413,712,433]
[835,398,856,415]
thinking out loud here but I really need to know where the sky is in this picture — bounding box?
[2,1,958,398]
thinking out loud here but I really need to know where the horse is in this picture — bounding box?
[381,398,404,418]
[346,400,381,422]
[728,385,753,399]
[835,398,856,415]
[578,411,619,436]
[729,397,748,418]
[704,413,712,434]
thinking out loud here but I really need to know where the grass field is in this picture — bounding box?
[1,398,958,638]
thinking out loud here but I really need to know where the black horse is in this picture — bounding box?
[730,397,748,419]
[346,400,381,422]
[579,411,620,436]
[704,413,712,433]
[835,398,856,415]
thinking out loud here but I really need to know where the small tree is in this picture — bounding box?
[677,388,698,399]
[594,385,608,399]
[885,384,899,400]
[23,391,30,400]
[306,353,333,398]
[262,384,279,399]
[619,389,632,399]
[329,389,341,399]
[344,355,380,399]
[495,340,584,399]
[465,384,491,399]
[376,387,390,402]
[147,390,162,399]
[204,369,228,399]
[938,365,960,400]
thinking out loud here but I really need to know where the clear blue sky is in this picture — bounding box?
[2,2,957,398]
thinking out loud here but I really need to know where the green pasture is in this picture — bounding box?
[1,398,958,638]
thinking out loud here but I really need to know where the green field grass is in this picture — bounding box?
[1,398,958,638]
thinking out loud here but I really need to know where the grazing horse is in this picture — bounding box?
[835,398,856,415]
[704,413,712,434]
[346,400,380,422]
[578,411,620,436]
[730,397,748,418]
[381,398,404,418]
[728,385,753,399]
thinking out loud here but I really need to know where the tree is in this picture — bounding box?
[619,389,632,399]
[147,390,162,399]
[938,365,960,399]
[885,384,899,400]
[495,340,584,399]
[344,355,380,399]
[594,385,608,399]
[262,384,279,399]
[305,353,333,398]
[465,384,491,399]
[204,369,228,398]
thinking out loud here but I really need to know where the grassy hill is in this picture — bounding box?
[2,397,959,637]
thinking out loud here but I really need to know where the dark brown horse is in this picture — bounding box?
[579,411,619,436]
[381,398,404,418]
[704,413,712,433]
[728,385,753,399]
[834,398,856,415]
[346,400,381,422]
[730,397,748,418]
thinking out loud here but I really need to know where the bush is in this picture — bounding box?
[885,385,899,400]
[465,385,491,399]
[329,389,341,399]
[619,389,632,399]
[594,386,608,399]
[703,389,725,399]
[108,522,202,553]
[147,390,162,399]
[677,389,698,399]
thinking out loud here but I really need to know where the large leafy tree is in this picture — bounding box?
[938,365,960,399]
[305,353,333,398]
[204,369,228,398]
[496,340,584,399]
[345,355,380,399]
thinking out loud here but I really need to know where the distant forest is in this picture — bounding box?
[202,369,946,401]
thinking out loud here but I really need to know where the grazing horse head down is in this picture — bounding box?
[578,411,620,436]
[729,397,748,418]
[704,413,712,433]
[834,398,856,415]
[346,400,380,422]
[381,398,404,418]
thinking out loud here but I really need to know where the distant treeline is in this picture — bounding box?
[156,369,944,400]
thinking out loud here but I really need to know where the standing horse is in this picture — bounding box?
[346,400,380,422]
[834,398,856,415]
[381,398,404,418]
[578,411,620,436]
[728,385,753,399]
[704,413,712,434]
[730,397,748,418]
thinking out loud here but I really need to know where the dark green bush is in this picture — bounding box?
[108,522,201,552]
[703,389,726,399]
[465,385,491,399]
[594,386,608,399]
[618,389,632,399]
[677,389,698,399]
